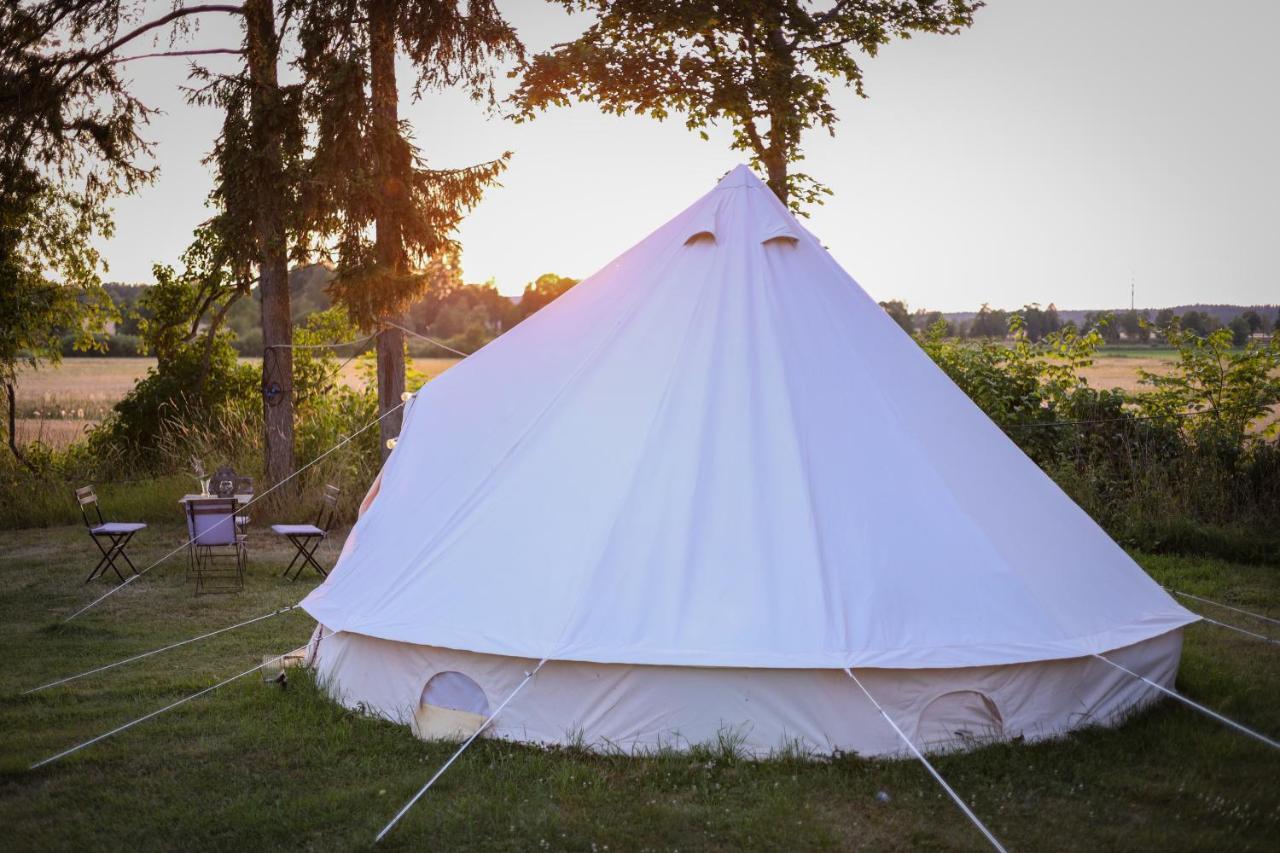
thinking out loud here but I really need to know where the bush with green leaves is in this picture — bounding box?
[87,261,258,467]
[918,311,1280,561]
[1136,324,1280,442]
[919,315,1105,464]
[89,336,257,467]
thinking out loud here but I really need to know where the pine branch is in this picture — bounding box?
[112,48,245,64]
[62,4,246,86]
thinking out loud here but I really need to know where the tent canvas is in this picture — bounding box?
[301,165,1195,756]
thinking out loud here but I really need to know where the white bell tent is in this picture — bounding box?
[301,165,1195,757]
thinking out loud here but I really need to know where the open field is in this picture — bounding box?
[11,349,1278,447]
[9,351,1171,436]
[9,357,461,449]
[0,523,1276,851]
[1078,353,1176,393]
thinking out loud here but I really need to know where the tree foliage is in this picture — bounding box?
[188,55,309,285]
[877,299,912,334]
[1118,308,1150,343]
[1019,303,1061,342]
[967,302,1007,338]
[0,2,156,212]
[921,315,1103,431]
[134,227,247,370]
[513,0,981,209]
[292,0,520,328]
[1137,323,1280,441]
[92,230,258,460]
[514,273,578,323]
[0,1,161,464]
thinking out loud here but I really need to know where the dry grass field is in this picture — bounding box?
[11,350,1276,448]
[9,357,461,448]
[1076,350,1178,392]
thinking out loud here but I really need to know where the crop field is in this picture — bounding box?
[9,351,1185,449]
[0,524,1276,851]
[7,357,461,449]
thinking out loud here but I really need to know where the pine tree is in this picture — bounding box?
[294,0,520,457]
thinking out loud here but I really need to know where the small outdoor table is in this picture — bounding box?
[178,494,252,534]
[178,493,252,508]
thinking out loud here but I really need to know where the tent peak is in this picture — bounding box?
[715,164,768,190]
[683,165,797,246]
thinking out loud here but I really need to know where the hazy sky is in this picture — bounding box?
[101,0,1278,311]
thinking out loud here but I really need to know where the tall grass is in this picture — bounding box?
[1057,456,1279,563]
[0,388,380,529]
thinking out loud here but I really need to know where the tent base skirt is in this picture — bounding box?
[309,628,1182,758]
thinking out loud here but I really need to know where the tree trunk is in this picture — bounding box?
[375,320,405,457]
[5,382,35,472]
[244,0,295,487]
[763,151,788,207]
[763,26,794,208]
[369,0,405,460]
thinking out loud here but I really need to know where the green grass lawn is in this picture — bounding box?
[2,524,1277,851]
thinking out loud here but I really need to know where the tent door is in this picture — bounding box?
[413,671,490,742]
[915,690,1004,750]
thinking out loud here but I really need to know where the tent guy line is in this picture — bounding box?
[1169,590,1279,627]
[263,330,380,352]
[375,658,549,843]
[29,642,311,770]
[382,319,475,358]
[844,668,1009,853]
[1194,614,1276,645]
[1093,655,1279,750]
[22,605,299,695]
[61,398,413,625]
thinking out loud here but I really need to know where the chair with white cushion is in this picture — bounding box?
[76,485,147,583]
[185,497,246,595]
[272,484,340,581]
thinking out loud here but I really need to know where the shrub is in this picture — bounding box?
[89,335,258,466]
[918,312,1280,562]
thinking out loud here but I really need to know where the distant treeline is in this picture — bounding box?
[71,267,579,358]
[880,300,1279,346]
[74,277,1277,358]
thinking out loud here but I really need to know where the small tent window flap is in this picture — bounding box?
[681,205,719,245]
[420,671,489,716]
[759,221,800,246]
[916,690,1004,747]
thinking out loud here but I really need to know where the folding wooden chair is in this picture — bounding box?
[76,485,147,584]
[184,498,246,595]
[272,484,340,581]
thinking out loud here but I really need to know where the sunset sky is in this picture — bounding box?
[101,0,1278,312]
